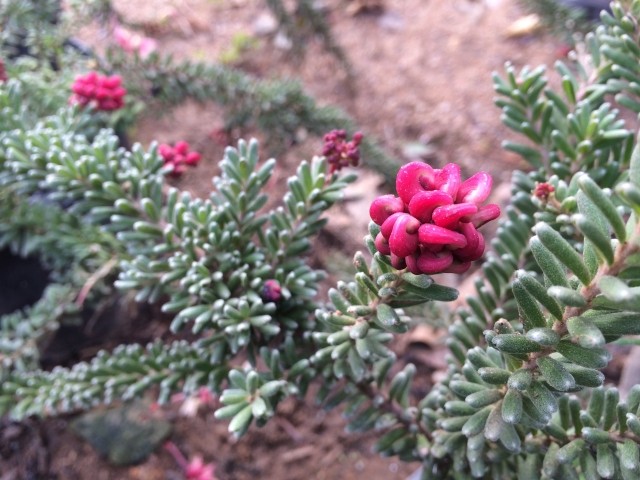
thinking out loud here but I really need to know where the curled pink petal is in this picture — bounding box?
[417,250,454,274]
[418,224,467,249]
[468,204,501,228]
[432,203,478,230]
[396,162,437,205]
[408,190,453,223]
[380,212,405,239]
[391,253,406,270]
[455,231,486,262]
[455,222,479,257]
[375,233,391,255]
[389,214,421,258]
[423,243,444,253]
[405,253,421,275]
[370,194,406,225]
[442,261,472,274]
[435,163,461,198]
[456,172,493,204]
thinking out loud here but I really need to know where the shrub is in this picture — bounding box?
[6,1,640,479]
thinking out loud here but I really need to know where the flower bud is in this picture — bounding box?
[418,224,467,249]
[416,250,453,274]
[456,171,493,204]
[389,214,420,258]
[370,194,405,225]
[432,203,478,229]
[262,279,282,302]
[396,161,437,205]
[408,190,452,223]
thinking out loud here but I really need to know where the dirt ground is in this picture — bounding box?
[1,0,577,479]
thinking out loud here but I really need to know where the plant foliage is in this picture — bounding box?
[6,1,640,479]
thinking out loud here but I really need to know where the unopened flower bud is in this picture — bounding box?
[262,279,282,303]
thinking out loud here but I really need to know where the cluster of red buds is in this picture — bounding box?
[70,72,126,111]
[370,161,500,275]
[0,59,7,83]
[262,279,282,303]
[322,129,363,173]
[159,141,202,177]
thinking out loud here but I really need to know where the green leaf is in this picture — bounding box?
[556,340,611,368]
[547,286,587,307]
[588,310,640,335]
[630,136,640,187]
[567,316,605,348]
[599,276,640,311]
[466,389,503,408]
[563,363,605,387]
[491,334,542,354]
[516,270,564,320]
[597,443,616,479]
[578,174,627,243]
[537,357,576,391]
[461,406,492,437]
[507,369,533,391]
[557,439,586,464]
[526,327,560,346]
[228,404,253,436]
[534,224,592,285]
[512,277,547,330]
[502,389,523,424]
[573,214,615,265]
[527,381,558,416]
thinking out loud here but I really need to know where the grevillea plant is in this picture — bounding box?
[7,1,640,479]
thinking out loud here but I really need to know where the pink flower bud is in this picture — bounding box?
[432,203,478,230]
[374,233,391,255]
[389,214,420,258]
[468,204,501,228]
[405,253,421,275]
[456,172,493,204]
[262,279,282,302]
[391,253,406,270]
[443,260,471,274]
[185,152,202,166]
[408,190,453,223]
[417,250,453,274]
[454,222,483,262]
[418,224,467,249]
[396,162,437,205]
[369,194,405,225]
[380,212,405,239]
[434,163,461,198]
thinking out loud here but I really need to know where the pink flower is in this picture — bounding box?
[262,279,282,302]
[369,161,501,275]
[113,25,157,58]
[185,456,216,480]
[322,130,363,173]
[70,72,126,111]
[159,141,202,177]
[165,442,217,480]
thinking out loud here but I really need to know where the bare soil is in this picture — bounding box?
[1,0,572,479]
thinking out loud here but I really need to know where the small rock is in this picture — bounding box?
[377,11,404,32]
[273,31,293,51]
[252,12,278,36]
[71,402,171,466]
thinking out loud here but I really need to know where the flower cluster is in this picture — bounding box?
[370,161,500,275]
[322,129,363,173]
[113,25,157,59]
[70,72,126,111]
[158,141,202,177]
[0,59,7,83]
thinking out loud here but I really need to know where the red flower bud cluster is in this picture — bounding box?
[369,161,500,275]
[262,279,282,303]
[533,182,555,201]
[322,130,363,173]
[70,72,126,111]
[0,59,7,83]
[159,141,202,177]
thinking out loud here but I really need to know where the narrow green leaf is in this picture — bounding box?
[556,340,611,369]
[534,224,592,285]
[502,389,523,424]
[512,277,547,330]
[537,357,576,391]
[567,316,606,348]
